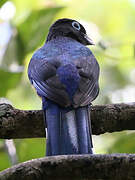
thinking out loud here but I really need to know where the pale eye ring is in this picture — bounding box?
[72,21,81,31]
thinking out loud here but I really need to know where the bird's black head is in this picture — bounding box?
[46,18,94,46]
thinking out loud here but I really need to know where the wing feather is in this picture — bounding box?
[73,54,99,107]
[28,58,71,107]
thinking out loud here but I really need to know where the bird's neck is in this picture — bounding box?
[46,30,66,42]
[45,36,81,48]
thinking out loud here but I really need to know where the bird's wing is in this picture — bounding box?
[73,53,99,107]
[28,57,71,107]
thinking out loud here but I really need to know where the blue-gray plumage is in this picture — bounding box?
[28,18,100,155]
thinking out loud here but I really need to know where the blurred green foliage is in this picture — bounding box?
[0,0,7,7]
[0,0,135,171]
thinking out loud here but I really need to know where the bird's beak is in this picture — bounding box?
[84,34,95,45]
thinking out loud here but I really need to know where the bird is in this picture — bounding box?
[28,18,100,156]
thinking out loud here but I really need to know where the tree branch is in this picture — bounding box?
[0,154,135,180]
[0,102,135,139]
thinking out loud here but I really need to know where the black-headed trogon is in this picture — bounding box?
[28,18,100,156]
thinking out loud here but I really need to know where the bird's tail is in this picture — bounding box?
[42,97,93,156]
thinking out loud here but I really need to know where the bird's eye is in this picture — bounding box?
[72,21,81,31]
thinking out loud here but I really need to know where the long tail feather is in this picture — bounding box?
[44,99,61,156]
[76,106,93,154]
[42,97,93,156]
[61,110,79,154]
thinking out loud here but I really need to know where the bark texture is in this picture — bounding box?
[0,102,135,139]
[1,103,135,180]
[0,154,135,180]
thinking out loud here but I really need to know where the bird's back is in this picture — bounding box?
[28,37,99,108]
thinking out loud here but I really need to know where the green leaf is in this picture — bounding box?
[0,69,22,96]
[1,7,63,67]
[1,30,25,67]
[0,151,10,171]
[17,7,63,53]
[0,0,7,8]
[0,140,11,171]
[15,138,45,162]
[108,132,135,153]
